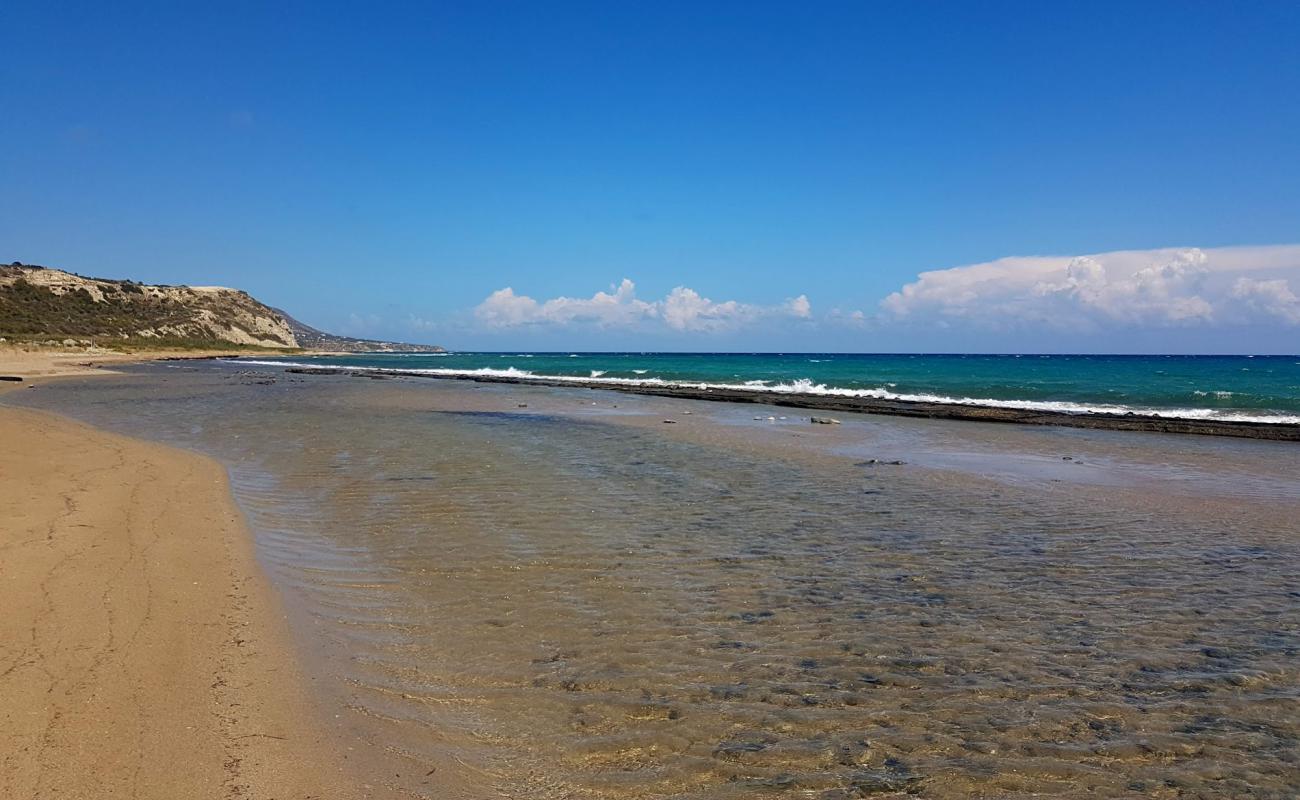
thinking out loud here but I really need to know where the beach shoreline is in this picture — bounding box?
[278,365,1300,441]
[0,343,295,383]
[5,360,1298,797]
[0,404,387,799]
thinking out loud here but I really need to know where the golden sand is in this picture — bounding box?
[0,404,384,798]
[0,343,253,382]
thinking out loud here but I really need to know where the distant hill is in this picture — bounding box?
[0,263,445,352]
[272,307,446,353]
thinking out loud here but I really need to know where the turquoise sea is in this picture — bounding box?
[240,352,1300,424]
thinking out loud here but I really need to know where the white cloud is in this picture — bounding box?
[475,278,658,328]
[661,287,747,331]
[1231,277,1300,324]
[827,308,869,328]
[881,245,1300,330]
[465,245,1300,345]
[475,279,812,333]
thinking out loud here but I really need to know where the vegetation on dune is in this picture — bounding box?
[3,278,173,336]
[0,275,293,347]
[98,337,300,353]
[0,333,299,354]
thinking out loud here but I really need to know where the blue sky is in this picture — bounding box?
[3,1,1299,352]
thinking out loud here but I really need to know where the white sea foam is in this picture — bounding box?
[633,369,649,374]
[590,370,607,378]
[228,360,1300,425]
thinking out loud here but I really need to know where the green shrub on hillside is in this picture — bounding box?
[0,278,291,347]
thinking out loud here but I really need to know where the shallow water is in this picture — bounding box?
[238,351,1300,423]
[11,363,1300,798]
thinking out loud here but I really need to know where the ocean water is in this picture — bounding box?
[240,352,1300,423]
[11,362,1300,799]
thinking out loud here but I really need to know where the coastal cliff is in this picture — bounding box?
[0,263,443,352]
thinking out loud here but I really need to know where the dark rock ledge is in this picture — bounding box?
[279,366,1300,441]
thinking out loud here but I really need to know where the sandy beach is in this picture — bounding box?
[9,3,1296,796]
[0,401,382,799]
[7,361,1296,798]
[0,343,261,382]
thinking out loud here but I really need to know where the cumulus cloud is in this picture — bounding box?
[475,279,812,333]
[786,294,812,318]
[881,245,1300,330]
[1231,277,1300,324]
[475,278,658,328]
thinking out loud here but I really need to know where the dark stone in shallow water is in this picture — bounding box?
[709,684,748,700]
[285,367,360,375]
[712,735,775,762]
[848,763,924,795]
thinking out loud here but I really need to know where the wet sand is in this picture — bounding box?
[0,403,394,799]
[0,344,262,381]
[6,364,1299,798]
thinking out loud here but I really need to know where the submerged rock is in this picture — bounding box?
[848,761,925,795]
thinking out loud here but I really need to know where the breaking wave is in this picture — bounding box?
[229,360,1300,425]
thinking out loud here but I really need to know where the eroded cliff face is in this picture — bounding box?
[0,264,298,347]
